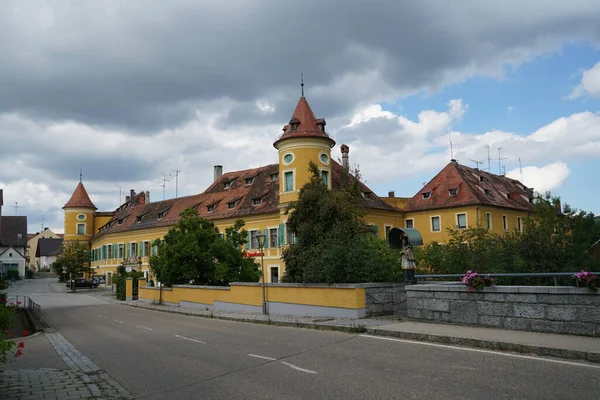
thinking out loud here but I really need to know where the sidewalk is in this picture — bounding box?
[114,295,600,364]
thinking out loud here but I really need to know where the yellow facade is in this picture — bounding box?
[27,229,61,269]
[63,208,95,245]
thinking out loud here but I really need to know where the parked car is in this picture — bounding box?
[66,278,98,289]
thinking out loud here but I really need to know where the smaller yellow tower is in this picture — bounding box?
[63,181,97,246]
[273,95,336,207]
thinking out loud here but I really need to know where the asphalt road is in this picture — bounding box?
[11,279,600,399]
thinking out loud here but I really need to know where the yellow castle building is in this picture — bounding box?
[64,94,535,283]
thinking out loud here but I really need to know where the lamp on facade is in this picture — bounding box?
[256,233,268,315]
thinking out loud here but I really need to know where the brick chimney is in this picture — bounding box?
[340,144,350,171]
[388,191,395,198]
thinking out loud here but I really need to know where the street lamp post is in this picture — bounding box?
[256,233,268,315]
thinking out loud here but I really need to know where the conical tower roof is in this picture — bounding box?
[273,96,335,148]
[63,182,97,210]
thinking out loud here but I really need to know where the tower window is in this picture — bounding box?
[77,224,85,235]
[317,123,324,132]
[283,154,293,164]
[321,170,329,186]
[284,171,294,192]
[77,214,85,220]
[291,122,299,130]
[320,154,328,163]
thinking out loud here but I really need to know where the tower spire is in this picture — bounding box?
[301,73,304,97]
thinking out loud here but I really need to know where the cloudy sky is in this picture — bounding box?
[1,1,600,234]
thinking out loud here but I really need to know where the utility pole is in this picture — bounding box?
[13,202,25,216]
[172,169,180,198]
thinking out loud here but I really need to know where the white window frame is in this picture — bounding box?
[517,216,522,232]
[269,227,278,248]
[282,152,295,165]
[485,212,492,230]
[431,215,441,232]
[250,230,260,249]
[456,213,467,230]
[405,219,414,229]
[118,243,124,259]
[143,241,150,257]
[502,215,508,231]
[270,266,280,283]
[76,223,86,235]
[107,244,113,259]
[384,224,393,241]
[130,242,137,257]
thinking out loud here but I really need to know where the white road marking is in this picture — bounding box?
[96,315,107,319]
[248,354,277,361]
[174,334,206,344]
[136,326,154,331]
[113,320,124,324]
[359,335,600,369]
[281,361,318,374]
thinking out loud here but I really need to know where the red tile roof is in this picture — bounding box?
[407,161,534,212]
[93,161,398,239]
[63,182,97,210]
[273,97,335,148]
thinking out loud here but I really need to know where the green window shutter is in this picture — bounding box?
[139,242,143,257]
[263,229,269,249]
[245,232,250,250]
[152,245,157,256]
[278,223,284,246]
[372,225,379,237]
[127,244,130,258]
[294,233,299,244]
[114,244,118,259]
[102,246,106,260]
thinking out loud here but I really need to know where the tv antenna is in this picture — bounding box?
[117,185,126,205]
[449,130,454,160]
[469,159,483,170]
[496,147,507,175]
[518,157,523,182]
[172,169,180,198]
[160,173,171,200]
[13,201,25,216]
[484,145,491,172]
[41,215,45,231]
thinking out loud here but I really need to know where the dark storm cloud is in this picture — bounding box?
[2,1,600,132]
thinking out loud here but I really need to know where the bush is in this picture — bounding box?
[7,271,21,281]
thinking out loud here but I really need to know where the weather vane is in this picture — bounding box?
[301,73,304,97]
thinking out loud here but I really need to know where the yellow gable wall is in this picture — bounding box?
[405,206,531,243]
[27,229,61,268]
[93,215,112,234]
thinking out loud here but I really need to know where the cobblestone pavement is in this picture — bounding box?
[1,332,132,400]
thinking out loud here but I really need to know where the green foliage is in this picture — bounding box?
[416,195,600,284]
[6,271,21,281]
[54,241,92,291]
[0,295,17,364]
[283,162,399,283]
[149,209,260,286]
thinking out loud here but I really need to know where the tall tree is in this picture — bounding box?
[283,162,398,283]
[54,241,92,292]
[149,209,260,286]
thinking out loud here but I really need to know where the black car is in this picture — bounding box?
[66,278,98,289]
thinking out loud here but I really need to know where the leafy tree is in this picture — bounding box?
[54,241,91,291]
[149,209,260,286]
[283,162,399,283]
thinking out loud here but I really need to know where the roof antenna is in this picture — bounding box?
[519,157,523,182]
[469,159,483,170]
[79,168,83,183]
[301,73,304,97]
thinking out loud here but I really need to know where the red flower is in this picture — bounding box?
[21,329,29,337]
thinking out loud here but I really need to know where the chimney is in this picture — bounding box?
[388,191,395,198]
[130,189,135,200]
[145,191,150,204]
[214,165,223,182]
[340,144,350,171]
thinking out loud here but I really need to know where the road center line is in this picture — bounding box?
[174,334,206,344]
[136,326,154,331]
[281,361,318,374]
[248,354,277,361]
[113,320,124,324]
[359,335,600,369]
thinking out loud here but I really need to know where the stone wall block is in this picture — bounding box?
[407,309,424,319]
[505,294,537,303]
[514,304,545,319]
[537,294,571,305]
[450,301,478,324]
[433,312,451,322]
[504,318,532,331]
[546,305,577,321]
[433,292,460,300]
[530,320,564,334]
[421,309,434,320]
[483,293,506,302]
[570,295,600,306]
[478,315,504,327]
[407,298,423,310]
[564,322,596,336]
[422,298,450,312]
[577,306,600,323]
[407,291,435,299]
[367,293,393,304]
[460,292,484,301]
[477,301,513,317]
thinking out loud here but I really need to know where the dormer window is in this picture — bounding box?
[253,198,262,206]
[422,192,431,199]
[270,173,278,181]
[506,193,511,199]
[136,216,143,223]
[448,188,458,196]
[224,180,234,189]
[118,219,124,225]
[484,189,490,196]
[207,204,217,212]
[227,200,239,209]
[479,176,486,182]
[362,192,371,199]
[245,177,254,185]
[317,123,324,131]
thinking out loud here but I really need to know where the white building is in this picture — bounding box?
[0,189,28,278]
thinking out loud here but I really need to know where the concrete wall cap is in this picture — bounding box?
[172,284,231,290]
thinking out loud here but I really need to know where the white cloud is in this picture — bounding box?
[507,106,514,112]
[506,162,571,194]
[568,61,600,99]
